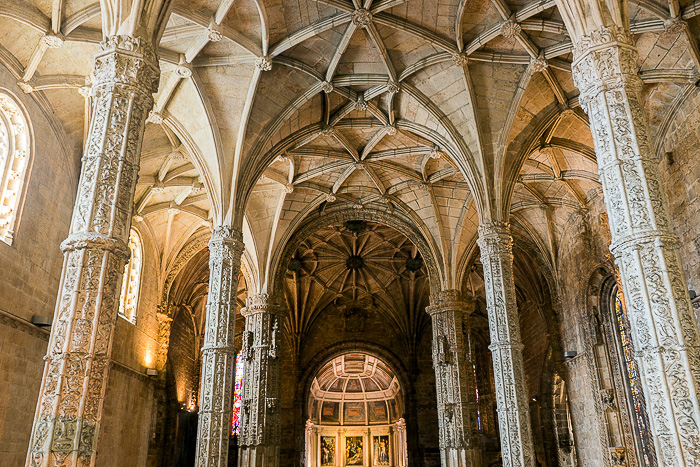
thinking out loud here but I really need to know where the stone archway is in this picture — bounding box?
[304,352,409,467]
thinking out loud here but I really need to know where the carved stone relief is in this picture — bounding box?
[238,293,287,467]
[25,35,160,467]
[571,26,700,465]
[194,226,245,467]
[426,290,481,466]
[477,222,535,467]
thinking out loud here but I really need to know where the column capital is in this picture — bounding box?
[426,290,474,316]
[241,293,286,317]
[210,224,243,242]
[570,27,641,112]
[208,225,244,262]
[93,35,160,94]
[477,222,513,257]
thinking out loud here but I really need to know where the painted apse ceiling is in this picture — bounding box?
[1,0,698,340]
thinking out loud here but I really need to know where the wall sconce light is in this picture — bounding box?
[31,315,53,327]
[146,368,159,377]
[563,351,577,360]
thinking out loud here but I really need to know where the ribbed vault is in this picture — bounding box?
[1,0,698,296]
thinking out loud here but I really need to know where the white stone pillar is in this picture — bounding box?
[567,25,700,465]
[394,419,408,467]
[426,290,481,467]
[238,293,286,467]
[305,420,316,467]
[24,36,159,467]
[194,226,245,466]
[477,223,535,467]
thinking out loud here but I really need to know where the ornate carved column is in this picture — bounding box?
[477,223,535,467]
[426,290,481,467]
[194,226,245,467]
[238,293,286,467]
[24,36,159,467]
[568,25,700,465]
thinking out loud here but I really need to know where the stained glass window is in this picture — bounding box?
[118,229,142,323]
[232,350,245,435]
[0,93,30,244]
[615,289,656,467]
[473,364,481,430]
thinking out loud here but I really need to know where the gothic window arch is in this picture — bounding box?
[0,92,31,244]
[118,228,143,323]
[232,349,245,436]
[610,286,656,467]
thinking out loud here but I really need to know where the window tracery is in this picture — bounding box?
[118,229,143,323]
[614,288,656,467]
[0,93,30,244]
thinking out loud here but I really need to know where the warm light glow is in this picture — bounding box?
[143,348,155,369]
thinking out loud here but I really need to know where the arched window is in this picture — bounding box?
[0,92,30,244]
[613,288,656,466]
[118,229,143,323]
[232,349,245,435]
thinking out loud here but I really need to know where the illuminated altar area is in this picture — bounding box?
[304,353,409,467]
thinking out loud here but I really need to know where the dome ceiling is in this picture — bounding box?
[283,220,431,349]
[308,352,403,425]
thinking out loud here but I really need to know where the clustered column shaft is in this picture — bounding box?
[477,223,535,467]
[571,26,700,465]
[238,293,286,467]
[194,226,245,467]
[426,290,481,467]
[25,36,159,467]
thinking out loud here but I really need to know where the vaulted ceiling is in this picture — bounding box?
[1,0,698,295]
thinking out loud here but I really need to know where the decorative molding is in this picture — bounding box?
[0,308,50,340]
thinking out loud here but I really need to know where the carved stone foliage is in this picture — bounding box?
[25,36,159,467]
[426,290,481,466]
[238,293,287,467]
[194,226,245,467]
[571,27,700,466]
[477,222,535,467]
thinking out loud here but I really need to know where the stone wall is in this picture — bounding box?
[555,193,612,467]
[96,365,156,467]
[0,317,49,466]
[657,89,700,296]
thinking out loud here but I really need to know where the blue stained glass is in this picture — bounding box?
[473,364,481,430]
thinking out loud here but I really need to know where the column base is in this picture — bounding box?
[238,445,279,467]
[441,446,481,467]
